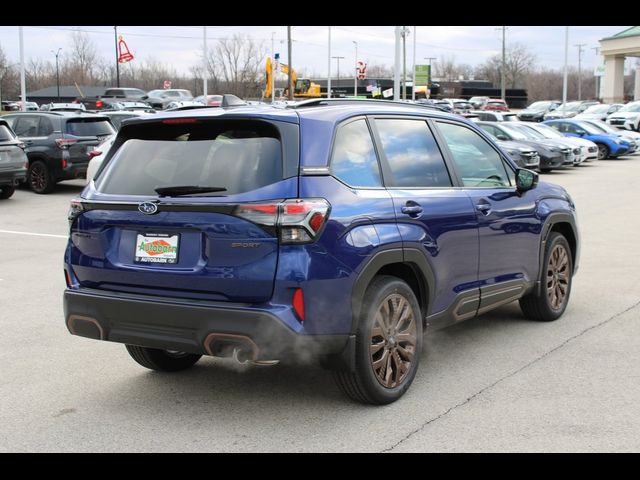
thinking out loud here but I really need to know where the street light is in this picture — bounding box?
[352,41,358,97]
[400,26,410,100]
[332,56,344,90]
[51,48,62,102]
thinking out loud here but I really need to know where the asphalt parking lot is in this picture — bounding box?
[1,157,640,452]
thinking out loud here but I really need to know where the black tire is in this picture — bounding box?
[28,160,56,194]
[333,275,423,405]
[0,186,15,199]
[125,345,202,372]
[520,232,573,322]
[596,143,609,160]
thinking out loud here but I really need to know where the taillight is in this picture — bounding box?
[68,198,84,227]
[95,100,103,108]
[292,288,305,322]
[55,138,78,149]
[234,198,330,244]
[64,269,73,288]
[88,149,102,159]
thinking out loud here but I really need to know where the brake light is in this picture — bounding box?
[162,118,199,124]
[68,198,84,227]
[88,149,102,159]
[292,288,305,322]
[64,269,73,288]
[55,138,78,149]
[95,100,103,108]
[62,158,68,169]
[234,199,330,244]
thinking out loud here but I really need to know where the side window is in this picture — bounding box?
[375,118,451,188]
[3,116,16,130]
[330,119,382,188]
[478,123,498,137]
[565,123,582,134]
[38,117,54,136]
[436,122,513,188]
[14,116,40,137]
[553,122,569,133]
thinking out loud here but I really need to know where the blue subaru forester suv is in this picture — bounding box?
[64,99,579,404]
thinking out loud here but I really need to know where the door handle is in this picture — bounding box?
[475,200,491,215]
[401,202,423,217]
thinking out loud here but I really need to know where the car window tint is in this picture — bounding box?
[14,116,40,137]
[3,117,16,130]
[330,119,382,188]
[436,122,513,188]
[38,117,54,136]
[375,118,451,188]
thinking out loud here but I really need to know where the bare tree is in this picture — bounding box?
[476,43,536,89]
[65,29,100,85]
[211,34,266,97]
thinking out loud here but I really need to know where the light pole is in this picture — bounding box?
[592,46,600,99]
[400,26,410,100]
[575,43,585,100]
[412,26,416,101]
[114,26,120,87]
[332,56,344,91]
[271,31,276,103]
[51,48,62,102]
[352,41,358,97]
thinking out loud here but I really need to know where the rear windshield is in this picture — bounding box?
[96,120,283,196]
[0,125,15,141]
[66,119,115,137]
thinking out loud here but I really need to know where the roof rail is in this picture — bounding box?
[286,98,448,112]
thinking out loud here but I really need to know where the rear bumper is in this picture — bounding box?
[63,288,353,365]
[0,168,27,186]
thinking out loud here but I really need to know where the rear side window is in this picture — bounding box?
[0,125,15,141]
[330,119,382,188]
[375,118,451,188]
[66,119,115,136]
[96,120,283,196]
[436,122,513,187]
[13,116,40,137]
[39,117,54,136]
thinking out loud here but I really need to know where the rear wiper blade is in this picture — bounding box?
[154,185,227,196]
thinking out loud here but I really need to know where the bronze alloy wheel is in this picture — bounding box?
[547,243,570,310]
[370,293,417,389]
[29,163,48,192]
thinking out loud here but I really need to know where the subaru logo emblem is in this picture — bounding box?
[138,202,158,215]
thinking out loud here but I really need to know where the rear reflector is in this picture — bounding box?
[292,288,305,322]
[64,270,72,288]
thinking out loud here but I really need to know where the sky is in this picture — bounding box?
[0,26,633,79]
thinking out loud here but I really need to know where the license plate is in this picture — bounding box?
[135,233,180,264]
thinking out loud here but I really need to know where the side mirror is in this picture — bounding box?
[575,130,586,137]
[496,134,509,141]
[516,168,538,193]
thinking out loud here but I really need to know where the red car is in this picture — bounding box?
[482,99,509,111]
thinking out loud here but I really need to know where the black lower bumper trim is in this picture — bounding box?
[64,289,352,363]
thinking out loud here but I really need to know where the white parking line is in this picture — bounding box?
[0,229,67,239]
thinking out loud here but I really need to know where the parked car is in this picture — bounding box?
[506,122,583,166]
[86,135,116,182]
[145,89,194,110]
[193,95,223,107]
[165,100,212,111]
[543,119,632,159]
[544,100,599,120]
[523,122,599,162]
[476,121,571,171]
[64,100,579,404]
[104,101,156,113]
[468,96,491,109]
[577,118,640,153]
[76,88,149,111]
[102,110,154,131]
[482,99,509,111]
[575,103,624,121]
[422,99,453,112]
[488,134,541,170]
[0,118,28,199]
[2,111,115,193]
[517,101,561,122]
[40,102,86,112]
[606,101,640,131]
[1,100,38,111]
[471,110,519,122]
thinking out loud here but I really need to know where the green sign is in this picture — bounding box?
[415,64,431,86]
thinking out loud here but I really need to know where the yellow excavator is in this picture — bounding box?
[265,57,321,99]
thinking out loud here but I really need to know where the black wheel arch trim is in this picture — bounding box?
[536,212,579,295]
[350,247,436,335]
